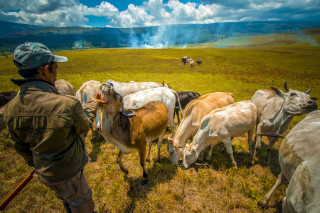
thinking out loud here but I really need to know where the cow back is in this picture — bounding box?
[184,92,235,125]
[55,79,75,96]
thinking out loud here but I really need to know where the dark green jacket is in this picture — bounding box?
[4,79,97,183]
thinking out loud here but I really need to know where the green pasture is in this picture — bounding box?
[0,41,319,212]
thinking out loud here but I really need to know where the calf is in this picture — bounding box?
[0,91,17,107]
[167,92,235,165]
[95,82,168,178]
[251,82,318,164]
[258,110,320,212]
[123,87,182,140]
[183,101,257,169]
[55,79,75,96]
[174,91,201,123]
[76,80,102,128]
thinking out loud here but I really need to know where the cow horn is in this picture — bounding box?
[305,87,312,94]
[284,81,290,92]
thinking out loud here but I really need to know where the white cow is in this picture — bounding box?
[251,82,318,164]
[106,79,169,97]
[55,79,75,96]
[167,92,235,165]
[123,87,182,160]
[183,100,257,169]
[258,110,320,212]
[76,80,102,128]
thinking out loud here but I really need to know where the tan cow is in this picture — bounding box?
[183,100,257,169]
[167,92,235,165]
[258,110,320,212]
[95,82,168,179]
[55,79,75,96]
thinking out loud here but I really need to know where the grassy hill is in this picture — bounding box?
[0,35,319,212]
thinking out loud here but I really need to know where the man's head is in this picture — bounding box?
[13,42,68,83]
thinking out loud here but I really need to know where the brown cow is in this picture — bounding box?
[95,82,168,179]
[55,79,75,96]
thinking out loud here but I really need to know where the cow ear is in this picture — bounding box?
[270,87,284,97]
[311,97,317,101]
[122,110,136,117]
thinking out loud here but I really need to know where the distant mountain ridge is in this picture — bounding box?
[1,20,320,52]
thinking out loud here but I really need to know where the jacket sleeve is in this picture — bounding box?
[9,130,34,166]
[72,99,98,134]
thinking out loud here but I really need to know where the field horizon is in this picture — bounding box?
[0,35,320,212]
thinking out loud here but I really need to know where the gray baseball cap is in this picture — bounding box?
[13,42,68,70]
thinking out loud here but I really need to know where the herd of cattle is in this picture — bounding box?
[0,79,319,211]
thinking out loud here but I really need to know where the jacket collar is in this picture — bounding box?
[11,78,59,94]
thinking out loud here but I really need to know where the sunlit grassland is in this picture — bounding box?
[0,41,319,212]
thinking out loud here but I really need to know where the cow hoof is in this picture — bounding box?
[257,200,266,208]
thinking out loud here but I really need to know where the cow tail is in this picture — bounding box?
[171,90,183,120]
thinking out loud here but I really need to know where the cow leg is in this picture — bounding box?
[252,123,262,165]
[266,136,279,162]
[247,128,254,156]
[258,172,286,208]
[222,138,238,169]
[156,134,164,162]
[117,150,128,174]
[139,147,148,179]
[147,141,152,162]
[205,145,214,161]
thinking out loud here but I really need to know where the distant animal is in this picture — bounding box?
[196,59,202,64]
[0,91,17,107]
[96,82,168,179]
[251,82,318,164]
[55,79,75,96]
[190,59,194,67]
[167,92,235,165]
[181,56,187,64]
[76,80,102,128]
[174,91,201,123]
[183,100,257,169]
[258,110,320,212]
[123,87,183,140]
[105,79,169,97]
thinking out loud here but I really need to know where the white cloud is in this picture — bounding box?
[0,0,319,28]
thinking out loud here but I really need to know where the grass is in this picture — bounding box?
[0,35,319,212]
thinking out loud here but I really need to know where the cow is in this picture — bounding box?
[196,59,202,65]
[174,91,201,123]
[181,56,187,64]
[258,110,320,212]
[95,82,168,179]
[0,91,17,107]
[76,80,102,129]
[123,87,183,139]
[55,79,75,96]
[189,59,194,67]
[251,82,318,164]
[105,79,169,97]
[167,92,235,165]
[183,100,257,169]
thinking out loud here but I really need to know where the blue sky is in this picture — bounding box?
[0,0,319,28]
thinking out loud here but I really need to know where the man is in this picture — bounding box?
[4,42,98,213]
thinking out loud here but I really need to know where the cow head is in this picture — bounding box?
[98,82,124,113]
[271,82,318,116]
[182,144,198,169]
[167,137,183,165]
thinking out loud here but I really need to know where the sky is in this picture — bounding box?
[0,0,319,28]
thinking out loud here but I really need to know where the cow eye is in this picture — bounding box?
[290,92,297,97]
